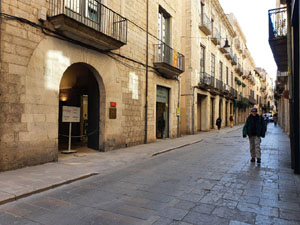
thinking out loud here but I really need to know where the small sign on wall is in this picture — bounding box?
[109,108,117,119]
[62,106,80,122]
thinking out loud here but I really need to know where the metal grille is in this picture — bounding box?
[48,0,128,43]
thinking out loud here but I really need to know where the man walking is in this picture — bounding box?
[243,108,266,163]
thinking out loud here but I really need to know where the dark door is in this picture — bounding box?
[88,78,99,150]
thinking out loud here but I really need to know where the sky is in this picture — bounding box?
[219,0,277,80]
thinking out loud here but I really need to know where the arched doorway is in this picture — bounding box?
[58,63,102,151]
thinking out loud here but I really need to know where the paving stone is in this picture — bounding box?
[111,204,157,220]
[150,217,172,225]
[157,207,189,220]
[279,208,300,221]
[199,191,224,205]
[229,221,251,225]
[177,192,205,203]
[183,211,229,225]
[255,214,300,225]
[191,203,215,214]
[212,206,256,224]
[259,198,300,211]
[174,200,196,211]
[223,192,260,204]
[237,202,279,217]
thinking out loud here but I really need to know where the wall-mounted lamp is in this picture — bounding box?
[223,38,230,48]
[59,93,68,102]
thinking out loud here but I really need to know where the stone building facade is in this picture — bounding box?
[0,0,268,171]
[180,0,260,135]
[0,0,184,171]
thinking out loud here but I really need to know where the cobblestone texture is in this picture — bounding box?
[0,125,299,225]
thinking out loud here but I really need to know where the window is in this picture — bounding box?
[226,67,229,84]
[219,61,223,81]
[86,0,99,22]
[211,54,215,77]
[158,7,170,44]
[200,45,205,74]
[231,72,233,87]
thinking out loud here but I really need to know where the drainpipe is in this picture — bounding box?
[192,86,195,134]
[144,0,149,144]
[177,77,181,137]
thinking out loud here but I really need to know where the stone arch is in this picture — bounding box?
[22,37,122,161]
[58,62,106,151]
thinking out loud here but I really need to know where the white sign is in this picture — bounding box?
[62,106,80,122]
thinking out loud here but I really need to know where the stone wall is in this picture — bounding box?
[0,0,183,171]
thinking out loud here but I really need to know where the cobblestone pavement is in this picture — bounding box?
[0,125,300,225]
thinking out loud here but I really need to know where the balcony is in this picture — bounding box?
[268,7,288,71]
[277,71,288,85]
[225,48,233,60]
[211,28,221,45]
[234,90,238,99]
[231,54,237,65]
[199,13,212,35]
[224,84,230,93]
[154,43,185,79]
[216,79,224,93]
[47,0,127,50]
[219,38,228,54]
[242,49,248,59]
[235,64,243,76]
[198,72,214,89]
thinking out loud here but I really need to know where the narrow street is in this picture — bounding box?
[0,125,299,225]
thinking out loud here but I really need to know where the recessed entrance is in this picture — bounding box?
[156,86,169,139]
[58,63,101,151]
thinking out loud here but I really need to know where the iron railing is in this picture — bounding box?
[224,84,230,93]
[216,79,224,91]
[154,43,185,71]
[200,13,212,32]
[268,7,287,39]
[277,71,288,77]
[232,54,238,65]
[48,0,128,43]
[212,27,221,44]
[199,72,215,87]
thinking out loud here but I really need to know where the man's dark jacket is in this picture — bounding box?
[243,114,266,137]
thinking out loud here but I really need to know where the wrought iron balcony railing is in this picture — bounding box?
[154,43,185,78]
[199,13,212,35]
[211,28,221,45]
[216,79,224,92]
[199,72,214,87]
[268,7,287,39]
[231,54,237,65]
[48,0,128,49]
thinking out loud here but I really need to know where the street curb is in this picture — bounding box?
[152,139,203,156]
[0,173,99,206]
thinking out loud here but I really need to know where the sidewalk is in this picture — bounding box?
[0,126,242,205]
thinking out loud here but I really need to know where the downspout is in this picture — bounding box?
[177,77,181,137]
[144,0,149,144]
[192,86,195,134]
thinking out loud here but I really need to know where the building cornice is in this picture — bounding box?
[211,0,236,37]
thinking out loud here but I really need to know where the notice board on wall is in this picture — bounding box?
[62,106,80,122]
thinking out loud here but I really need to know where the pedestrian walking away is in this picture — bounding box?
[229,114,234,128]
[243,108,266,163]
[216,116,222,131]
[273,113,278,126]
